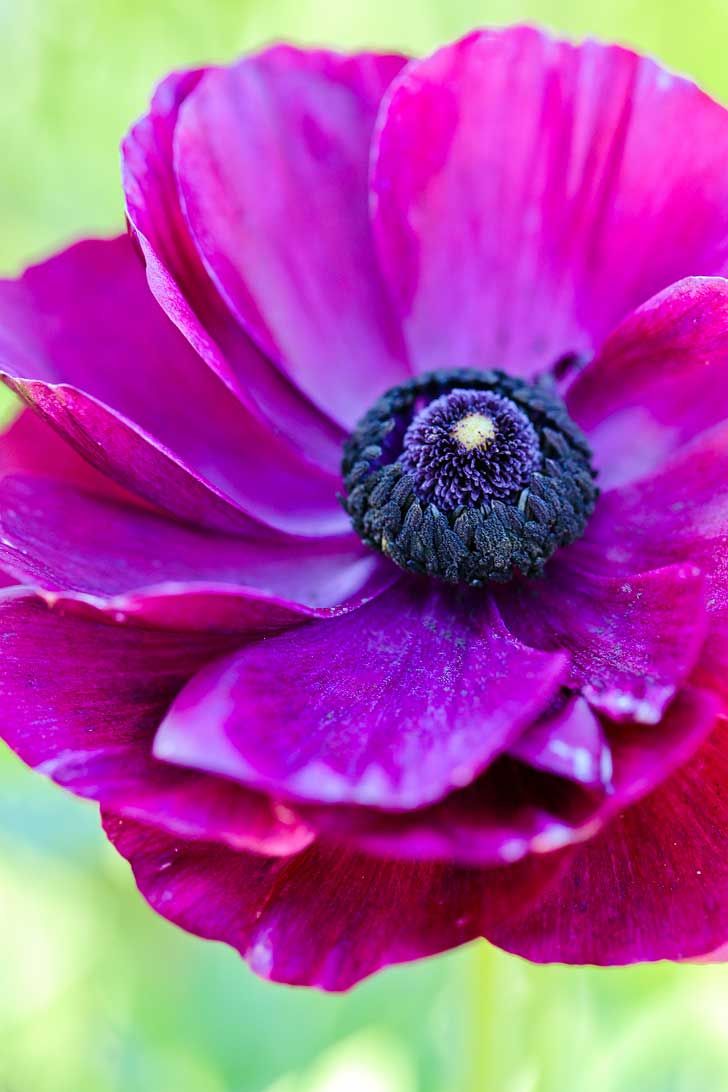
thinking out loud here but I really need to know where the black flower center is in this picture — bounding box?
[341,368,598,586]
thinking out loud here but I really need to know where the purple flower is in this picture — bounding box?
[2,26,728,990]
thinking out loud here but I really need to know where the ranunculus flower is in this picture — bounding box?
[2,25,728,990]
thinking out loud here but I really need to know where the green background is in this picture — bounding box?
[2,1,728,1089]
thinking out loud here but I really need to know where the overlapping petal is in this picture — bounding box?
[569,422,728,700]
[174,46,410,428]
[104,813,565,991]
[495,560,707,722]
[567,277,728,488]
[153,582,569,809]
[486,716,728,963]
[0,235,347,536]
[2,27,728,989]
[508,695,611,788]
[372,27,728,376]
[0,407,132,497]
[124,69,347,474]
[0,475,393,630]
[0,590,312,854]
[295,686,719,867]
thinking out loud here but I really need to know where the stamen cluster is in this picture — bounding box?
[342,369,598,585]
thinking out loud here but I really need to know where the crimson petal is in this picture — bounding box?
[104,814,565,991]
[0,590,311,854]
[486,715,728,964]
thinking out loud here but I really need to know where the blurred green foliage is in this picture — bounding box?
[3,1,728,1089]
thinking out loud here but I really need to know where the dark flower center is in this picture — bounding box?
[341,368,598,586]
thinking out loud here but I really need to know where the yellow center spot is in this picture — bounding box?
[451,412,496,451]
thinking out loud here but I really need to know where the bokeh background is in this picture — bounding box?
[2,1,728,1089]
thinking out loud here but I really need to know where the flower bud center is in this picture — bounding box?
[341,368,598,586]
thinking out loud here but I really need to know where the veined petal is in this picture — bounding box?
[297,687,719,868]
[0,475,393,628]
[568,422,728,701]
[568,277,728,488]
[495,561,707,723]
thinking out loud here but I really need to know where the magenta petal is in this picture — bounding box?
[496,561,707,723]
[124,70,346,474]
[0,590,311,854]
[372,27,728,377]
[302,686,718,868]
[486,714,728,964]
[0,408,133,499]
[0,235,347,536]
[508,696,612,788]
[0,475,392,626]
[568,278,728,488]
[154,582,569,809]
[569,423,728,701]
[175,46,410,429]
[104,814,563,990]
[302,761,593,868]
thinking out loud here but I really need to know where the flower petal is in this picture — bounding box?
[568,422,728,701]
[0,475,392,627]
[0,408,132,498]
[124,69,346,474]
[153,581,569,809]
[496,561,707,723]
[567,277,728,488]
[486,713,728,964]
[0,589,310,854]
[508,695,612,788]
[372,27,728,376]
[298,686,718,868]
[0,235,346,536]
[175,46,410,429]
[104,813,564,991]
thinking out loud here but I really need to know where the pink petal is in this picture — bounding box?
[175,46,410,429]
[568,277,728,488]
[153,581,568,809]
[372,27,728,376]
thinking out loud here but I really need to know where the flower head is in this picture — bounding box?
[2,27,728,989]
